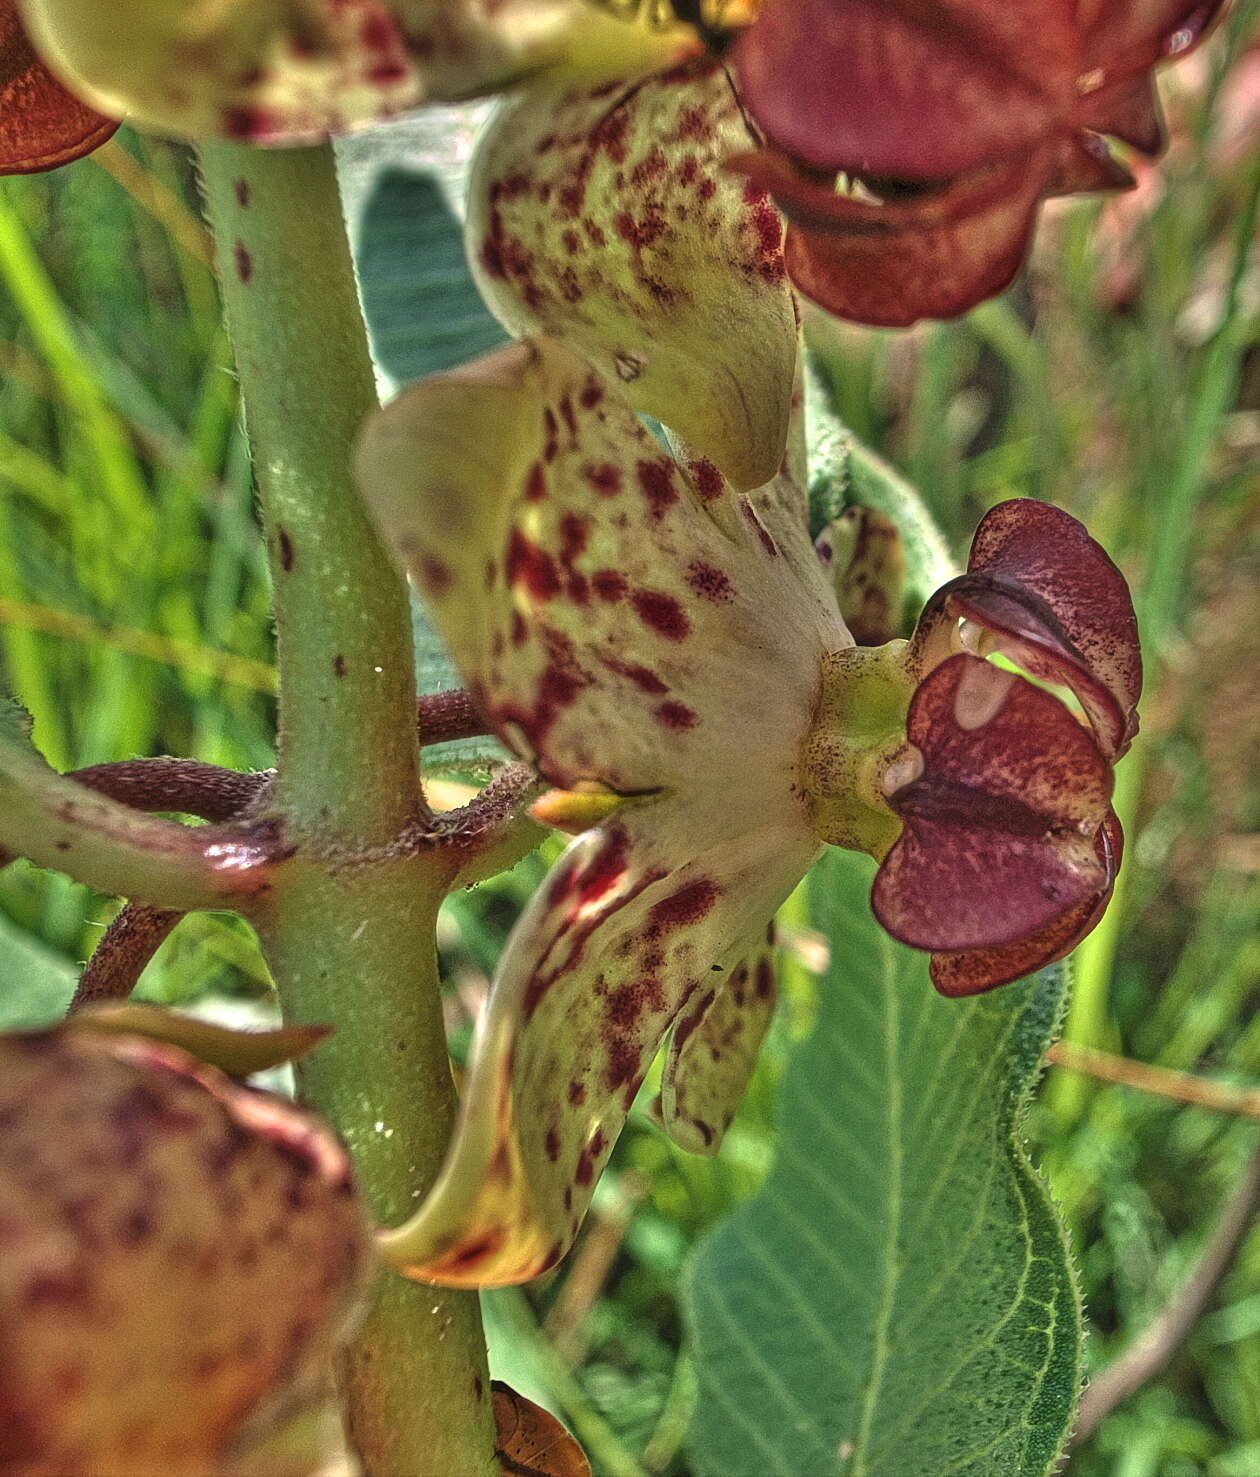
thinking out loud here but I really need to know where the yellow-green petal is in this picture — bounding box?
[19,0,695,144]
[466,58,799,489]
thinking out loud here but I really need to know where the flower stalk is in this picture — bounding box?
[197,140,496,1476]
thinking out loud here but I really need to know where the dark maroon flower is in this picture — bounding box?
[871,498,1141,994]
[0,0,117,175]
[729,0,1225,324]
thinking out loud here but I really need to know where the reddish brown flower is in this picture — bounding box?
[871,499,1141,995]
[0,0,116,174]
[730,0,1225,324]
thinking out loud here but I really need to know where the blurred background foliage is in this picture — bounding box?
[3,7,1260,1473]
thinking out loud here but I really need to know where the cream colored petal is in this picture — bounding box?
[0,1028,370,1474]
[19,0,695,143]
[357,336,839,799]
[657,922,780,1155]
[466,58,799,489]
[378,800,818,1286]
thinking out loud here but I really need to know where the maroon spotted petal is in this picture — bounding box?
[929,808,1123,996]
[872,654,1114,957]
[916,499,1141,759]
[1,0,117,174]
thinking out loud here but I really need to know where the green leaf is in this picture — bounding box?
[356,168,507,387]
[683,849,1081,1477]
[0,908,77,1030]
[340,109,507,392]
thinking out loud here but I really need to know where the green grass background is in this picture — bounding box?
[3,13,1260,1473]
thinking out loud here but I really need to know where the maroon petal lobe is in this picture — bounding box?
[930,808,1123,996]
[872,655,1113,955]
[732,145,1050,327]
[1,1,117,174]
[732,0,1079,181]
[1075,76,1167,157]
[1081,0,1226,86]
[930,498,1141,759]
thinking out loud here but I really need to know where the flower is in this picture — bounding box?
[728,0,1226,324]
[356,328,1139,1285]
[348,51,1140,1288]
[0,1022,371,1472]
[1,0,116,174]
[15,0,700,145]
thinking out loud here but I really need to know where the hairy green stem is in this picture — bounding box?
[0,732,271,908]
[198,141,496,1477]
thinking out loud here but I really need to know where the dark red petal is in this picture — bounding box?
[732,0,1079,181]
[872,655,1113,954]
[730,146,1049,328]
[1,2,118,174]
[1081,0,1226,85]
[1049,130,1138,196]
[1076,76,1167,157]
[930,809,1123,995]
[946,498,1141,759]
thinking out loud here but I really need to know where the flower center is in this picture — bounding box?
[800,643,916,860]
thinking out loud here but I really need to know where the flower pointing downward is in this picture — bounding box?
[729,0,1226,323]
[356,336,1140,1287]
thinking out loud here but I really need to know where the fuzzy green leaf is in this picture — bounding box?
[683,848,1081,1477]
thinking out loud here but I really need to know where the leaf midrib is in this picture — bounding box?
[847,931,903,1477]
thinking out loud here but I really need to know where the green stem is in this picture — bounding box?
[197,141,496,1477]
[0,729,269,908]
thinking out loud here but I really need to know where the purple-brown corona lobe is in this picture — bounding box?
[730,0,1224,323]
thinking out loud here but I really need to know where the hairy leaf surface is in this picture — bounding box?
[684,849,1080,1477]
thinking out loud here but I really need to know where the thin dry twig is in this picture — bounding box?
[1048,1040,1260,1119]
[1070,1145,1260,1448]
[417,688,491,746]
[52,696,492,1007]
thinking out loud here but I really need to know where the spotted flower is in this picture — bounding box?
[0,1022,371,1473]
[1,0,116,174]
[15,0,701,145]
[729,0,1226,324]
[355,322,1139,1286]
